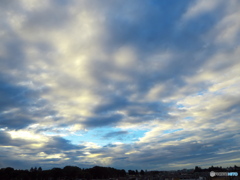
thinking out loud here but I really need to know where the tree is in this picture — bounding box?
[194,166,202,172]
[120,169,126,177]
[50,168,63,180]
[135,170,139,175]
[128,170,135,175]
[4,167,15,180]
[38,167,42,172]
[63,166,81,179]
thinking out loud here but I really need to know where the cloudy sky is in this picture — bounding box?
[0,0,240,170]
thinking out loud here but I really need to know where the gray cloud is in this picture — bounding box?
[43,137,85,154]
[0,0,240,171]
[103,131,128,139]
[0,78,54,130]
[84,114,124,128]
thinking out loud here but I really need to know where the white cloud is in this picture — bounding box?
[8,130,48,143]
[1,0,240,170]
[182,0,223,21]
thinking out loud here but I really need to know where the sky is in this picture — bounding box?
[0,0,240,171]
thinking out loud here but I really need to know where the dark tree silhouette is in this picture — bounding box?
[128,170,136,175]
[1,164,238,180]
[135,169,139,175]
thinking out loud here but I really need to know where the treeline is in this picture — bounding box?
[0,165,127,180]
[194,165,240,172]
[128,169,145,176]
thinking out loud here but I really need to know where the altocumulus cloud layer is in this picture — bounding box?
[0,0,240,170]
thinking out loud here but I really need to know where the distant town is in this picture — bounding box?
[0,165,239,180]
